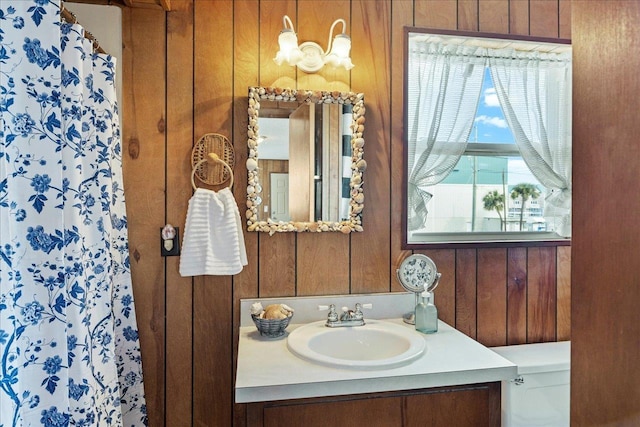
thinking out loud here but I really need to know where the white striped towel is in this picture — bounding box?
[179,187,248,276]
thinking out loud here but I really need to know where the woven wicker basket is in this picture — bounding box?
[251,313,293,338]
[191,133,235,186]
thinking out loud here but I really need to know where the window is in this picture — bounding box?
[419,70,551,234]
[404,29,571,247]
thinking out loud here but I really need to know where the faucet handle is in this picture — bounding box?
[319,304,339,323]
[352,303,372,321]
[354,303,373,313]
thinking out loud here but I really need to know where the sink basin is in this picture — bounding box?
[287,319,426,369]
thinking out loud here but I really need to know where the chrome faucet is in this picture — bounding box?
[320,303,371,327]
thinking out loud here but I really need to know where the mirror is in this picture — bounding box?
[246,86,365,234]
[403,28,572,247]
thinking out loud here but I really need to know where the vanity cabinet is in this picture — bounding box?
[245,382,500,427]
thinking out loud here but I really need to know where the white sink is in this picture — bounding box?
[287,319,426,369]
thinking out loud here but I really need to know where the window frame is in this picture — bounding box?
[402,27,571,250]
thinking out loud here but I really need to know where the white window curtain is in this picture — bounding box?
[406,40,486,231]
[489,49,572,237]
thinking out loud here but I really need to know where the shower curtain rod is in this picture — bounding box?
[60,4,107,54]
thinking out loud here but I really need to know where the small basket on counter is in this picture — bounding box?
[249,302,295,338]
[251,313,294,338]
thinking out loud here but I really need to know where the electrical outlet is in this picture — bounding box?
[160,226,180,257]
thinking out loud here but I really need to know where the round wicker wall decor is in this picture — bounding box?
[191,133,235,186]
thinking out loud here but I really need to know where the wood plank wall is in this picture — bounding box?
[120,1,571,426]
[571,2,640,425]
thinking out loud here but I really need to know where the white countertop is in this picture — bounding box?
[235,293,517,403]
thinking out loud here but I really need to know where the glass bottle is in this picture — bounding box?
[416,291,438,334]
[415,291,428,333]
[424,291,438,333]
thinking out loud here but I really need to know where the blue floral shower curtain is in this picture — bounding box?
[0,1,147,425]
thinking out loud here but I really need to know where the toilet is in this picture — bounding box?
[492,341,570,427]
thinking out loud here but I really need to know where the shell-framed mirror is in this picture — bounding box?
[246,86,365,235]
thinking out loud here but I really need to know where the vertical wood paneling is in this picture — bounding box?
[259,1,296,88]
[507,247,527,344]
[389,0,413,292]
[479,0,509,34]
[526,247,556,343]
[233,2,261,426]
[350,0,392,294]
[457,0,478,31]
[118,1,573,424]
[297,234,350,295]
[456,249,477,339]
[509,0,529,35]
[121,7,166,427]
[422,249,456,326]
[259,235,297,296]
[573,3,640,424]
[297,0,350,91]
[556,246,571,341]
[165,1,193,425]
[477,249,507,347]
[257,1,297,298]
[559,0,571,39]
[233,0,260,301]
[295,0,352,297]
[193,1,234,425]
[414,0,458,29]
[529,0,559,38]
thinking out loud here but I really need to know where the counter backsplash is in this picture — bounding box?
[240,292,415,327]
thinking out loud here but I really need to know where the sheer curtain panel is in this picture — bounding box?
[406,39,485,231]
[489,50,572,237]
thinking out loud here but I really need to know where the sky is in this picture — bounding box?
[472,69,513,144]
[473,68,538,186]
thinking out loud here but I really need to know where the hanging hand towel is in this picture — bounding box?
[179,187,248,276]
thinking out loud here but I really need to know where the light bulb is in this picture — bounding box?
[274,29,303,66]
[324,34,354,70]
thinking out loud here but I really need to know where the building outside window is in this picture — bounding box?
[417,68,554,235]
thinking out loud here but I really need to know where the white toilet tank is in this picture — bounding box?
[492,341,570,427]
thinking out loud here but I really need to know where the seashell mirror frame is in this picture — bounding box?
[246,86,365,235]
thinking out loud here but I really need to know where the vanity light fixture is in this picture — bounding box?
[273,15,354,73]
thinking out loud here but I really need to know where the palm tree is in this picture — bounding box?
[482,190,505,231]
[510,183,541,231]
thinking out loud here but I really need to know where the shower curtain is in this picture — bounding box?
[0,1,147,425]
